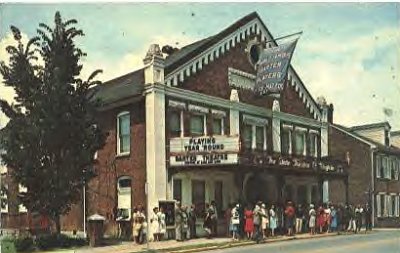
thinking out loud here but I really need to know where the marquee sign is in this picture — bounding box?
[255,39,298,96]
[169,136,239,167]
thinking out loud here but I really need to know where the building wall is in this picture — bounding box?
[329,126,372,205]
[86,101,147,235]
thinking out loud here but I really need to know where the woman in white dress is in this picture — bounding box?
[150,207,160,241]
[158,207,167,241]
[261,204,269,239]
[309,204,316,235]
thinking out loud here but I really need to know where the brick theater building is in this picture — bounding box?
[1,12,350,236]
[329,122,400,227]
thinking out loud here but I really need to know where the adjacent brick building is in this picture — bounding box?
[329,122,400,227]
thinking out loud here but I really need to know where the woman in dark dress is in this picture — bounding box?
[203,203,213,238]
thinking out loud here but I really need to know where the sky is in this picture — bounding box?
[0,2,399,130]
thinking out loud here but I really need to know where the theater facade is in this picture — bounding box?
[0,12,349,236]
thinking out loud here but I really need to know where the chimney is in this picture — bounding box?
[143,44,165,85]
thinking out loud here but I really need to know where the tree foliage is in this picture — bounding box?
[0,12,106,233]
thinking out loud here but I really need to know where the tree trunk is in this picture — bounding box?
[55,214,61,234]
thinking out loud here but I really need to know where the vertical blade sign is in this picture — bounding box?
[255,39,298,96]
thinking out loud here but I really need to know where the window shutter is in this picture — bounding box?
[395,196,399,217]
[376,194,381,217]
[385,195,389,217]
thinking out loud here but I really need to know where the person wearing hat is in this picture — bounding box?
[261,203,269,239]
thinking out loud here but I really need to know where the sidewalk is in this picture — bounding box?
[39,232,349,253]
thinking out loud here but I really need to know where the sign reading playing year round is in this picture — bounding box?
[169,136,240,166]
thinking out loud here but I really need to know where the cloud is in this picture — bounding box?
[293,26,400,129]
[81,33,196,82]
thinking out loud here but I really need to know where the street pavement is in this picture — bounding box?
[201,230,400,253]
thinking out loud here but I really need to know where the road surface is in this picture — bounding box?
[202,230,400,253]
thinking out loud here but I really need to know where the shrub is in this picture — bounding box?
[1,236,35,252]
[34,233,87,250]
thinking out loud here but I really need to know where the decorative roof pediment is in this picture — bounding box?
[163,12,322,121]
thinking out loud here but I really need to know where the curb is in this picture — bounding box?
[166,233,340,253]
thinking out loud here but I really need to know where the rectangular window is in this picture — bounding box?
[294,131,305,156]
[173,179,182,202]
[19,184,27,213]
[190,114,205,136]
[243,124,253,150]
[169,111,182,137]
[192,180,205,218]
[214,181,223,216]
[376,156,381,178]
[391,195,396,217]
[212,118,223,136]
[396,195,400,217]
[309,133,318,157]
[1,185,7,213]
[383,157,390,179]
[255,126,265,150]
[376,194,381,217]
[117,112,130,155]
[381,194,386,217]
[281,129,291,155]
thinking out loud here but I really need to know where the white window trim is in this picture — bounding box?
[1,186,7,214]
[188,104,209,114]
[281,125,293,155]
[117,111,131,156]
[180,111,184,138]
[396,195,400,217]
[243,114,268,126]
[169,100,186,110]
[18,184,27,213]
[376,194,382,217]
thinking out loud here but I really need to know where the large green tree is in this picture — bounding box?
[0,12,106,234]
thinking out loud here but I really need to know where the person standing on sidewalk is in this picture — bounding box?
[330,205,338,233]
[364,203,372,233]
[210,201,218,237]
[284,201,295,236]
[308,204,316,235]
[244,204,254,240]
[181,205,189,240]
[269,205,277,237]
[204,203,213,238]
[295,204,304,234]
[150,207,160,241]
[355,204,363,234]
[224,204,232,237]
[175,201,183,241]
[231,204,240,241]
[188,204,197,239]
[158,207,166,241]
[347,204,356,233]
[253,201,266,243]
[261,203,269,239]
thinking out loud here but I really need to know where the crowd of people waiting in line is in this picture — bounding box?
[226,201,373,243]
[124,200,373,245]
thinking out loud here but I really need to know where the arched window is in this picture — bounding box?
[116,176,132,220]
